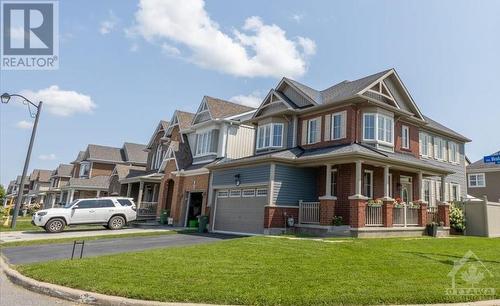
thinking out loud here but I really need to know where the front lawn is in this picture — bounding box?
[0,217,42,232]
[17,236,500,305]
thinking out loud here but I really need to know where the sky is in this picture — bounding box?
[1,0,500,187]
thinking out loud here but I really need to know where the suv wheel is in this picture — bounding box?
[44,218,65,233]
[108,216,125,230]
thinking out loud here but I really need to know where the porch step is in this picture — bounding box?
[130,220,163,228]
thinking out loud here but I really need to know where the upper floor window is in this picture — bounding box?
[434,137,447,161]
[307,117,321,144]
[153,144,163,169]
[402,125,410,149]
[363,113,394,145]
[79,162,90,178]
[420,132,431,157]
[195,130,217,156]
[468,173,485,188]
[331,111,346,140]
[257,123,283,150]
[448,141,459,163]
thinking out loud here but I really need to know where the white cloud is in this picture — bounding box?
[21,86,96,117]
[291,14,303,23]
[297,36,316,56]
[16,120,34,129]
[161,42,180,56]
[229,91,263,108]
[99,10,119,35]
[131,0,316,78]
[39,153,56,161]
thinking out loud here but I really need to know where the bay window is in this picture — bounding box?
[257,123,284,150]
[195,130,217,156]
[363,113,394,145]
[79,162,90,178]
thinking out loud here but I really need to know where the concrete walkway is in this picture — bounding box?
[0,227,177,243]
[2,233,238,264]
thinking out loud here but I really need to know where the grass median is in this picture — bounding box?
[16,236,500,305]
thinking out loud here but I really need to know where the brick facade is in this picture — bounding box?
[394,121,419,158]
[264,206,299,228]
[90,162,115,178]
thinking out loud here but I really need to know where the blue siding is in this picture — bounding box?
[274,164,317,206]
[212,165,270,187]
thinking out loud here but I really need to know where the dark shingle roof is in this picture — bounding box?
[123,142,147,164]
[72,151,86,164]
[113,164,146,180]
[423,116,471,142]
[87,144,124,162]
[67,176,110,189]
[468,151,500,170]
[176,110,195,131]
[54,164,73,177]
[37,170,52,182]
[205,96,255,119]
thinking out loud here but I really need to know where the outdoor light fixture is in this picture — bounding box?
[1,93,10,104]
[234,174,241,186]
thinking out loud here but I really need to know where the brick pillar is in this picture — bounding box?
[349,199,366,228]
[319,198,335,226]
[438,203,450,227]
[418,203,428,226]
[382,201,394,227]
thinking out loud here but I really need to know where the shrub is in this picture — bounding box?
[332,216,344,226]
[449,204,465,232]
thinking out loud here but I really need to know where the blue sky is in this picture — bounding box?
[1,0,499,187]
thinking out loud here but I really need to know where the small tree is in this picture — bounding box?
[450,203,465,232]
[0,184,5,206]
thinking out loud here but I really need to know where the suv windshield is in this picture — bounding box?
[63,200,78,209]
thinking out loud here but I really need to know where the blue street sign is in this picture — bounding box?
[484,155,500,163]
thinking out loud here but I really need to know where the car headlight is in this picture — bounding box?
[37,212,47,216]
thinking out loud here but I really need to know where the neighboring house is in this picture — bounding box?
[157,97,256,226]
[61,142,147,204]
[467,151,500,202]
[207,69,470,236]
[44,164,74,208]
[111,120,168,220]
[24,169,52,206]
[4,179,18,206]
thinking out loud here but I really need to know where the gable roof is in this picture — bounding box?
[423,116,471,142]
[112,164,146,180]
[72,151,86,164]
[468,151,500,170]
[53,164,73,177]
[37,170,52,182]
[122,142,148,164]
[176,110,196,130]
[87,144,124,163]
[200,96,254,120]
[146,120,170,149]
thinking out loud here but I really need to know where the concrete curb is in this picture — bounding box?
[1,255,498,306]
[0,256,219,306]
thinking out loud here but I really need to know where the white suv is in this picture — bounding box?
[32,197,137,233]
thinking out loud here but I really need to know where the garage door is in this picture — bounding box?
[213,187,268,234]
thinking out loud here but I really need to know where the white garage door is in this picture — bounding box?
[213,188,268,234]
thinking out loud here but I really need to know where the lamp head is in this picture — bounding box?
[1,93,10,104]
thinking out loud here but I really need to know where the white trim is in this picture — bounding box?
[242,189,256,197]
[307,117,321,144]
[269,163,275,205]
[256,188,268,197]
[330,111,347,140]
[229,189,242,197]
[217,190,229,198]
[256,123,284,150]
[362,113,394,146]
[468,173,486,188]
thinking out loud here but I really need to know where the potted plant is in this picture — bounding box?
[393,197,404,208]
[367,199,382,206]
[426,222,439,237]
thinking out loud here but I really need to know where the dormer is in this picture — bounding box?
[145,120,170,172]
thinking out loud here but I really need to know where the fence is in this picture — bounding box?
[427,206,438,224]
[393,205,419,227]
[298,201,320,224]
[137,201,158,218]
[365,205,383,226]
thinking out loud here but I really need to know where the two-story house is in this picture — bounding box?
[157,97,255,226]
[207,69,470,236]
[24,169,52,206]
[467,151,500,202]
[61,142,147,204]
[43,164,74,208]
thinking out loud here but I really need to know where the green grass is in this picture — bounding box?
[1,230,177,247]
[16,236,500,305]
[0,217,42,232]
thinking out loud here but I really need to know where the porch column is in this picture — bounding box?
[68,189,75,203]
[349,160,368,227]
[126,183,131,197]
[383,165,392,200]
[59,191,63,204]
[440,175,447,203]
[418,171,424,202]
[354,160,362,197]
[96,190,101,198]
[153,183,159,202]
[325,164,332,197]
[137,181,144,208]
[50,195,56,208]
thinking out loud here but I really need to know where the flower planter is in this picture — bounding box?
[426,224,438,237]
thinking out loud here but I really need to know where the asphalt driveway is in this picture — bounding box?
[1,233,239,265]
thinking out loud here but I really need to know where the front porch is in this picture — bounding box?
[122,176,162,220]
[295,159,452,237]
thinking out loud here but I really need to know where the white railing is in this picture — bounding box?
[427,206,438,224]
[393,204,420,227]
[299,200,320,224]
[365,205,383,226]
[137,201,158,217]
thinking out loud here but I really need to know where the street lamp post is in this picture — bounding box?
[1,93,43,229]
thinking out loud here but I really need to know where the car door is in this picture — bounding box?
[94,199,117,222]
[70,199,99,224]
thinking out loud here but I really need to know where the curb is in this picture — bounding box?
[0,255,219,306]
[1,255,498,306]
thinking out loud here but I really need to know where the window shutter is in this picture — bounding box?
[341,112,346,138]
[324,115,330,141]
[301,120,308,145]
[419,133,422,154]
[316,117,322,143]
[210,130,219,153]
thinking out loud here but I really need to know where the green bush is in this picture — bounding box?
[332,215,344,226]
[449,204,465,232]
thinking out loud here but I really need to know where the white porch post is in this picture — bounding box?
[325,164,332,197]
[59,191,63,204]
[68,189,75,203]
[383,165,391,200]
[418,171,424,202]
[50,195,56,207]
[153,183,158,202]
[440,175,447,203]
[126,183,131,197]
[96,190,101,198]
[349,160,366,199]
[137,181,144,208]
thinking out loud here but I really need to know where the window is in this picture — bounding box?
[117,199,133,206]
[195,130,216,156]
[256,188,268,197]
[79,162,90,178]
[423,180,431,203]
[450,183,460,202]
[363,170,373,198]
[97,199,115,208]
[363,113,393,145]
[217,190,229,198]
[331,111,346,140]
[449,142,459,163]
[75,199,100,209]
[307,118,321,144]
[257,123,283,149]
[330,169,337,197]
[420,132,430,157]
[434,137,447,161]
[242,189,256,197]
[229,189,241,197]
[153,144,163,169]
[468,173,486,188]
[402,125,410,149]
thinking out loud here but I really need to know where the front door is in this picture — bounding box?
[400,176,413,204]
[185,192,203,227]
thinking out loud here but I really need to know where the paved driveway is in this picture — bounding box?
[1,233,239,265]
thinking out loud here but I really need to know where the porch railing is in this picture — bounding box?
[365,205,383,226]
[393,204,419,227]
[427,206,438,224]
[299,200,320,224]
[137,201,158,218]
